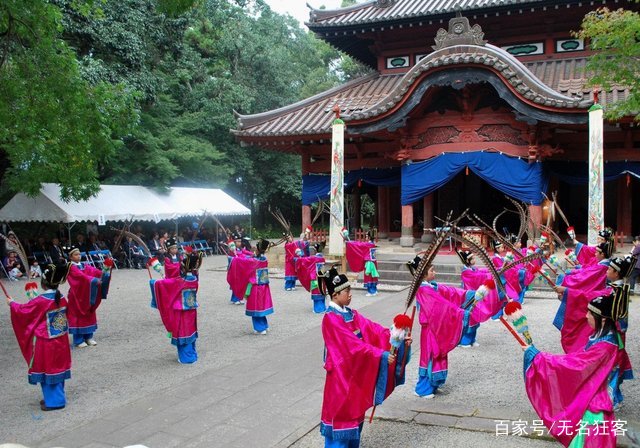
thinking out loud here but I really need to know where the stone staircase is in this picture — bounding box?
[374,252,553,290]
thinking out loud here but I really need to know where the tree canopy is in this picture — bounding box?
[0,0,365,225]
[578,5,640,120]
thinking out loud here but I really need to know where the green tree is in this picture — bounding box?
[578,6,640,119]
[0,0,138,201]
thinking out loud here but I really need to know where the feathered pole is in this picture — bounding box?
[0,232,30,276]
[564,248,578,267]
[369,313,412,423]
[503,301,533,346]
[449,231,508,299]
[499,316,527,347]
[370,211,465,424]
[111,227,151,277]
[0,279,11,299]
[146,257,162,279]
[25,282,39,300]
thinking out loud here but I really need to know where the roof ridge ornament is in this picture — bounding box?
[432,13,487,50]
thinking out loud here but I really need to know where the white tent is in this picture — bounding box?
[156,187,251,217]
[0,184,250,224]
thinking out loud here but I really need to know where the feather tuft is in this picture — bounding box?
[393,313,412,329]
[504,301,522,316]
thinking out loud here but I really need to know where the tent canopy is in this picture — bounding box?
[0,184,250,223]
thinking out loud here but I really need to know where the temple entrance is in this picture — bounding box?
[436,170,521,235]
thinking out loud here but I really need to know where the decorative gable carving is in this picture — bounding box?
[432,14,487,50]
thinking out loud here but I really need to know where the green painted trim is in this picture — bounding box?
[589,104,603,112]
[333,118,345,125]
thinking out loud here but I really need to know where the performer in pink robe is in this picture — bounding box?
[410,256,501,397]
[553,242,610,354]
[345,238,379,296]
[491,239,506,269]
[65,246,111,348]
[226,240,253,305]
[150,251,202,363]
[163,237,182,279]
[523,292,627,447]
[319,267,410,447]
[554,254,634,405]
[296,245,326,313]
[573,228,614,267]
[284,235,309,291]
[7,262,72,411]
[227,239,274,334]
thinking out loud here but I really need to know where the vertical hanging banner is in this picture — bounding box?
[587,98,604,245]
[329,107,345,257]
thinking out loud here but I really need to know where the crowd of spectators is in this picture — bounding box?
[1,222,248,279]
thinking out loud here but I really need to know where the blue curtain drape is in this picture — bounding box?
[545,161,640,185]
[302,167,400,205]
[401,152,548,205]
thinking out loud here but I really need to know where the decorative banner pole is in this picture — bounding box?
[587,89,604,245]
[329,105,345,260]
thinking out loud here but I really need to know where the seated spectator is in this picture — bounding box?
[148,232,166,263]
[10,263,24,280]
[29,260,42,278]
[49,237,64,263]
[124,237,148,269]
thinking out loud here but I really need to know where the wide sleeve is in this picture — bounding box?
[322,313,390,423]
[575,243,597,267]
[345,242,368,273]
[416,287,467,357]
[226,257,259,299]
[524,341,619,447]
[10,299,44,365]
[67,265,101,308]
[150,277,183,333]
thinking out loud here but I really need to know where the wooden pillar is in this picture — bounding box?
[421,194,435,243]
[401,203,414,247]
[302,205,311,236]
[353,190,361,230]
[617,175,632,240]
[377,186,390,238]
[528,204,542,244]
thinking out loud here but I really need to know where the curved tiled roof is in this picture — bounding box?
[307,0,561,28]
[233,73,403,137]
[346,44,590,121]
[234,56,626,139]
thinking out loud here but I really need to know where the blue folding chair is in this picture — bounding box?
[79,252,95,268]
[100,250,118,269]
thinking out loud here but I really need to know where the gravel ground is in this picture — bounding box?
[1,255,638,447]
[294,289,640,447]
[291,420,557,447]
[0,255,386,446]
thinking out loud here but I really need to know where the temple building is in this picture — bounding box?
[233,0,638,246]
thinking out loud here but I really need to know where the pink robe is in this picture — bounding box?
[284,241,308,278]
[416,285,468,387]
[296,255,325,293]
[345,241,375,273]
[524,333,622,447]
[10,292,72,385]
[554,262,609,354]
[66,263,110,335]
[150,274,198,345]
[227,256,274,317]
[575,242,598,267]
[164,255,182,279]
[320,307,408,440]
[461,267,491,290]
